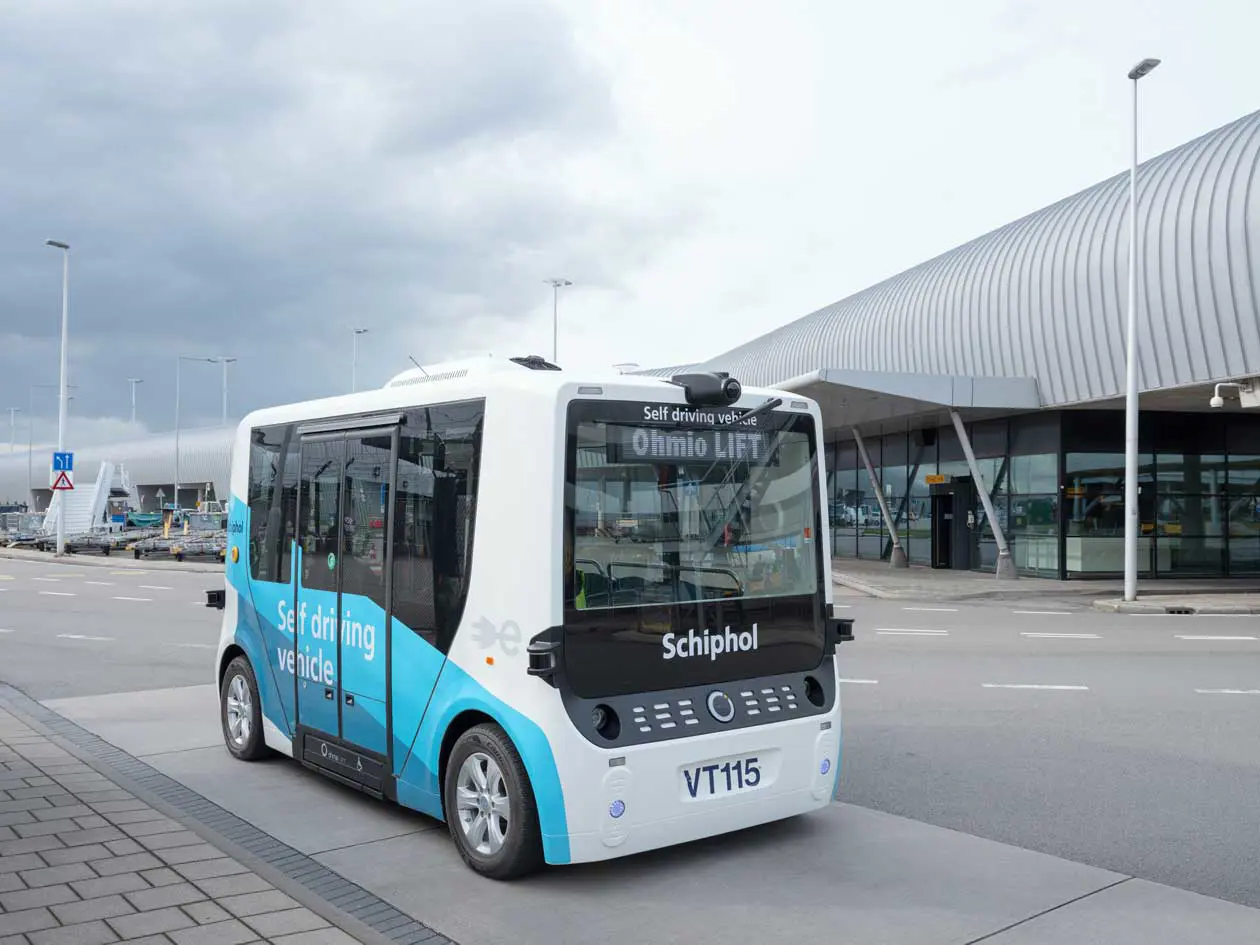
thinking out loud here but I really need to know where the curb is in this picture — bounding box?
[0,547,222,573]
[1092,598,1260,615]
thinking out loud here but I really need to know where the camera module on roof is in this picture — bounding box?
[510,355,562,371]
[669,371,742,406]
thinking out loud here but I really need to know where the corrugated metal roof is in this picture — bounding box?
[695,109,1260,407]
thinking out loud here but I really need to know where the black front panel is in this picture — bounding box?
[560,657,837,748]
[562,593,823,699]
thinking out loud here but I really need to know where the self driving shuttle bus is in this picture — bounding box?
[209,354,853,878]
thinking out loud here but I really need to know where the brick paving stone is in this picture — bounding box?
[71,818,110,832]
[271,928,361,945]
[56,827,125,848]
[0,884,80,912]
[169,918,257,945]
[242,908,329,939]
[0,935,32,945]
[73,792,132,806]
[39,844,111,867]
[179,902,230,926]
[6,787,71,801]
[89,853,164,877]
[0,835,65,856]
[47,796,89,809]
[0,798,52,814]
[27,920,120,945]
[100,810,166,827]
[154,844,221,867]
[123,883,206,912]
[137,832,202,852]
[0,907,58,936]
[20,864,97,889]
[101,839,142,857]
[0,825,16,841]
[119,820,182,839]
[191,873,272,899]
[138,868,182,888]
[85,802,147,815]
[218,890,300,919]
[24,777,56,788]
[0,811,36,827]
[69,873,150,900]
[106,907,195,939]
[31,807,94,823]
[50,895,136,926]
[171,859,248,882]
[13,822,66,839]
[0,872,25,893]
[0,854,48,874]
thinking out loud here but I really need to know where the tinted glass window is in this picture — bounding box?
[298,437,343,593]
[247,424,298,583]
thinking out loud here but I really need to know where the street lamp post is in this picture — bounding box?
[127,378,143,427]
[6,408,18,453]
[214,357,237,426]
[351,329,368,393]
[27,383,74,506]
[174,355,216,513]
[1123,57,1161,603]
[44,240,70,555]
[544,278,572,363]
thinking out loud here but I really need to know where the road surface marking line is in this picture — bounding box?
[84,581,114,586]
[110,570,147,575]
[1174,635,1257,641]
[0,575,14,580]
[876,629,948,635]
[1195,689,1260,695]
[57,634,114,641]
[1020,632,1101,639]
[0,628,13,633]
[1012,610,1072,615]
[112,596,153,602]
[138,585,172,590]
[903,606,958,612]
[166,643,214,649]
[31,577,61,582]
[39,591,76,597]
[832,604,852,609]
[982,683,1089,690]
[839,678,879,684]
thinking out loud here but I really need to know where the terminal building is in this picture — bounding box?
[3,109,1259,580]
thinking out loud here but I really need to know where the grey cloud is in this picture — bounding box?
[0,1,682,447]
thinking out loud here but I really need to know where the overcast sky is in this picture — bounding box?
[2,0,1259,450]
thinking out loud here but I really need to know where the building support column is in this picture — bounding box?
[853,428,908,568]
[949,410,1016,579]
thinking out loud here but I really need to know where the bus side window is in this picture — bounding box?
[248,424,297,584]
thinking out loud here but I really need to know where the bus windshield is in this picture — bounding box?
[567,401,821,611]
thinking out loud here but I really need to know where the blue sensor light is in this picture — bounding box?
[609,799,626,819]
[820,758,831,776]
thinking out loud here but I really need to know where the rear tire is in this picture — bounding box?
[443,724,544,880]
[220,656,270,761]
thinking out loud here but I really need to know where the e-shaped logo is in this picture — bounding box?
[471,616,522,656]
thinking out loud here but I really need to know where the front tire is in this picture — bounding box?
[220,656,269,761]
[444,724,544,880]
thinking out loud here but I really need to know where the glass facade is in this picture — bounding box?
[827,410,1260,579]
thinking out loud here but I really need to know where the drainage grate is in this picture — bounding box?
[1166,607,1195,615]
[0,685,456,945]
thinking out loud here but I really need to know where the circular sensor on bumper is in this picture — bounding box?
[707,690,735,723]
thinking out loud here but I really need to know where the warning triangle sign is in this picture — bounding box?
[51,471,74,491]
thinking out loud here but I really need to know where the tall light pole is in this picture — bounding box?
[127,378,143,428]
[175,355,216,512]
[44,239,70,555]
[27,383,74,506]
[214,357,237,426]
[351,328,368,392]
[6,408,19,453]
[545,278,572,363]
[1123,57,1160,603]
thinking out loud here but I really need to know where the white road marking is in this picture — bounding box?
[1174,635,1257,641]
[57,634,114,642]
[112,596,152,602]
[903,606,958,612]
[166,642,214,650]
[31,577,61,582]
[1021,632,1101,639]
[982,683,1089,691]
[839,678,879,684]
[85,581,114,586]
[832,604,852,609]
[876,629,949,636]
[0,628,13,634]
[1012,610,1072,615]
[1195,689,1260,695]
[138,585,172,591]
[111,570,146,575]
[39,591,76,597]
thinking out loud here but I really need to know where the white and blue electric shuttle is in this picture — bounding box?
[210,355,852,878]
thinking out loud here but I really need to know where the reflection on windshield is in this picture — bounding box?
[570,418,819,610]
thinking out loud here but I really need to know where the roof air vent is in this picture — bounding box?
[509,355,562,371]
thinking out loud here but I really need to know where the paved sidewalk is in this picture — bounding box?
[1092,592,1260,614]
[0,698,450,945]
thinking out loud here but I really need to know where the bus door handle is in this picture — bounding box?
[344,694,355,706]
[323,688,334,701]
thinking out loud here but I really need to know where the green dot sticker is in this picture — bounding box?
[327,553,336,570]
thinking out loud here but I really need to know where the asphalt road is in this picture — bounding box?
[833,593,1260,910]
[0,555,221,698]
[2,554,1258,910]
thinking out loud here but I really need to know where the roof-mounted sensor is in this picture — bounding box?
[509,355,562,371]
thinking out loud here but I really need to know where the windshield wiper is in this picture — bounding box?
[718,396,783,429]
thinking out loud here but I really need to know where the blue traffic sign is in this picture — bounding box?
[52,451,73,472]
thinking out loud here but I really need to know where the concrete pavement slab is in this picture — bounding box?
[1093,593,1260,614]
[44,686,222,757]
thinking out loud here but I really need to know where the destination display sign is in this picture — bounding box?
[608,425,778,466]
